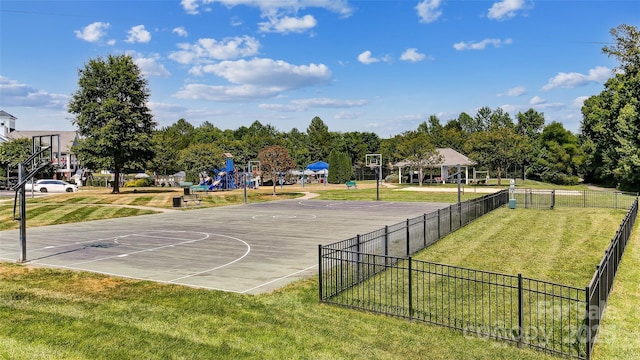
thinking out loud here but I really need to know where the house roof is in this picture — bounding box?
[394,148,476,168]
[7,131,78,153]
[0,110,17,119]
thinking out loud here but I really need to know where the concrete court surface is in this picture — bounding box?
[0,198,449,294]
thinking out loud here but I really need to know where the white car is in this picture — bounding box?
[33,179,78,193]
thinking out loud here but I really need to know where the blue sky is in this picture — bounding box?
[1,0,638,138]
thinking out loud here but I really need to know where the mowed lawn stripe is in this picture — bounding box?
[415,207,625,286]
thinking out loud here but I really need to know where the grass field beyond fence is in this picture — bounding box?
[320,191,638,359]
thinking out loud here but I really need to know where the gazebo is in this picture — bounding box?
[394,148,477,185]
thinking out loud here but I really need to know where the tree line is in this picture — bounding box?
[0,24,637,193]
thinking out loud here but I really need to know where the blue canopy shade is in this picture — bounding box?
[306,161,329,171]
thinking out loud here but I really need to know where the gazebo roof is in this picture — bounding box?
[394,148,476,168]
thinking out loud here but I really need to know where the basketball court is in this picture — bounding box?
[0,199,448,294]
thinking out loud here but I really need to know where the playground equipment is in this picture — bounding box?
[198,155,238,191]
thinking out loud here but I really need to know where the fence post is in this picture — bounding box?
[585,285,592,360]
[318,244,323,301]
[384,225,389,258]
[356,234,361,281]
[408,257,413,320]
[423,213,427,248]
[437,209,441,239]
[449,205,453,233]
[584,190,587,208]
[406,218,410,257]
[518,274,524,348]
[551,190,556,210]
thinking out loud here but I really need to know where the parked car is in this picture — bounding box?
[33,179,78,193]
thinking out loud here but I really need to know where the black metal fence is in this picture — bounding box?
[511,189,637,210]
[319,190,639,359]
[585,197,638,358]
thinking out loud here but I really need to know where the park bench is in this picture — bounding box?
[190,184,210,192]
[181,194,202,207]
[345,181,357,189]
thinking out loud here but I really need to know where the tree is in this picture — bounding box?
[580,24,640,190]
[516,108,546,179]
[178,143,224,184]
[440,119,467,152]
[306,116,332,161]
[0,138,31,181]
[397,131,440,186]
[68,54,157,193]
[466,128,529,186]
[516,109,545,140]
[0,138,31,169]
[529,122,584,185]
[458,112,481,134]
[258,145,295,195]
[327,149,352,184]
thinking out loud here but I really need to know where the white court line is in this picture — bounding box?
[297,201,393,208]
[251,214,317,220]
[63,231,212,267]
[35,264,244,293]
[240,264,318,294]
[168,235,251,282]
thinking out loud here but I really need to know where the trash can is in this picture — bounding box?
[184,187,190,195]
[173,196,182,208]
[509,199,516,209]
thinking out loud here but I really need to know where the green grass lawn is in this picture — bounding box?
[414,207,626,287]
[314,187,487,203]
[0,186,637,359]
[0,189,302,230]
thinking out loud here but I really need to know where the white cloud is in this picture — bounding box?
[172,27,188,37]
[573,96,589,108]
[453,38,512,51]
[174,84,283,102]
[174,58,332,102]
[0,76,68,109]
[74,22,110,42]
[169,36,261,65]
[358,50,380,64]
[259,14,317,33]
[200,58,331,88]
[131,54,170,77]
[416,0,443,23]
[400,48,426,62]
[498,86,527,96]
[335,111,363,120]
[126,25,151,43]
[529,95,546,105]
[182,0,353,16]
[293,98,367,108]
[260,97,367,112]
[487,0,526,20]
[542,66,611,91]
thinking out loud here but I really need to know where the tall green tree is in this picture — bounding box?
[306,116,332,161]
[530,122,584,185]
[516,108,546,179]
[327,149,352,184]
[68,54,157,193]
[397,131,440,186]
[258,145,295,195]
[580,24,640,190]
[466,128,529,186]
[0,138,31,178]
[178,143,225,183]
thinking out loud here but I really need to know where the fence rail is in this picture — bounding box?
[511,189,637,210]
[319,190,639,359]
